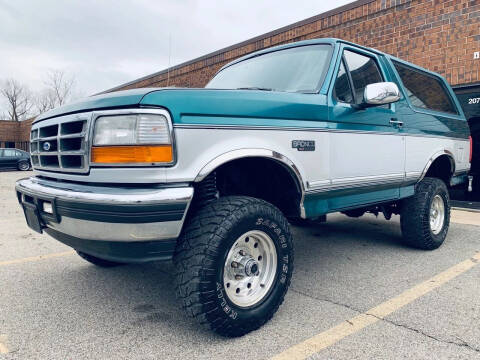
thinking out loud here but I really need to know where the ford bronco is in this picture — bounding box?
[16,38,471,336]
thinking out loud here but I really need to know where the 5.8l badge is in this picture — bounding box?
[292,140,315,151]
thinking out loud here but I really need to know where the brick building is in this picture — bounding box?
[0,119,32,151]
[1,0,479,149]
[106,0,479,92]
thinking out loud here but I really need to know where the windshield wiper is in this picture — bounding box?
[236,87,274,91]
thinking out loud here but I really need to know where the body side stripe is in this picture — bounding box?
[173,124,470,141]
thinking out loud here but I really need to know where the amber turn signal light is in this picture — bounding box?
[91,145,173,164]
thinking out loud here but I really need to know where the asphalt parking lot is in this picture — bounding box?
[1,171,480,359]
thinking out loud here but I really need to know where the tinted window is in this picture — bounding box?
[393,61,457,114]
[3,149,16,157]
[206,45,332,93]
[16,150,23,156]
[344,50,383,104]
[334,60,354,103]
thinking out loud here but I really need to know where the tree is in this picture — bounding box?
[0,79,33,121]
[33,70,76,114]
[35,89,57,114]
[45,70,75,107]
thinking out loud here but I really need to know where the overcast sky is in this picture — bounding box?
[0,0,351,98]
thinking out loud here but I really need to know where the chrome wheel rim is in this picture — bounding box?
[19,162,29,170]
[223,230,277,308]
[429,195,445,235]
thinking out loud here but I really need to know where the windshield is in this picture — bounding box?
[206,44,332,93]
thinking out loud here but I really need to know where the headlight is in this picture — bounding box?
[91,113,174,165]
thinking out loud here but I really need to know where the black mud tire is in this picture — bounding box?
[76,251,124,267]
[400,177,450,250]
[18,160,30,171]
[173,196,294,337]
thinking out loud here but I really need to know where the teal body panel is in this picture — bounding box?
[141,89,330,127]
[304,186,415,217]
[35,38,468,138]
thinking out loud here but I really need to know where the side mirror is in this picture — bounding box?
[363,82,400,106]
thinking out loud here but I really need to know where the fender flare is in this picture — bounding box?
[194,148,307,217]
[418,149,455,183]
[195,148,304,189]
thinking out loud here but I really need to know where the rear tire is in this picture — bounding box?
[76,251,124,267]
[400,177,450,250]
[173,196,294,337]
[18,160,30,171]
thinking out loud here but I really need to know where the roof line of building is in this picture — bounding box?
[102,0,374,93]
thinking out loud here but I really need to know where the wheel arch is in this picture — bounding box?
[419,150,455,185]
[194,149,306,218]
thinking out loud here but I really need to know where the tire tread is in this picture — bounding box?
[400,177,450,250]
[173,196,293,337]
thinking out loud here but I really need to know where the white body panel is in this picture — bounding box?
[406,136,470,177]
[329,132,404,180]
[33,124,470,193]
[169,126,330,188]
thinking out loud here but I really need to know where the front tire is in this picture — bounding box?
[173,196,294,337]
[400,177,450,250]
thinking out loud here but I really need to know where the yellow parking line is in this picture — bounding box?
[0,335,8,354]
[451,209,480,227]
[0,250,75,267]
[271,251,480,360]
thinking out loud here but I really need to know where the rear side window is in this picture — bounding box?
[393,61,457,114]
[343,50,383,105]
[3,149,16,157]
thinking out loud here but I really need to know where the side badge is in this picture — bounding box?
[292,140,315,151]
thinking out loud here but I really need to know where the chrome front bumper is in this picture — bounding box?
[15,177,193,243]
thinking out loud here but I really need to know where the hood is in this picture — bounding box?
[35,87,329,127]
[141,88,328,127]
[34,88,159,123]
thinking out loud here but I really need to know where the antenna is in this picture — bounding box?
[167,33,172,87]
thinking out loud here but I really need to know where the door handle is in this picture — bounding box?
[389,118,403,127]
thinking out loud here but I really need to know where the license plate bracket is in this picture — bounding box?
[22,203,44,234]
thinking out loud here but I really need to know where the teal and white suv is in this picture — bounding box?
[16,38,471,336]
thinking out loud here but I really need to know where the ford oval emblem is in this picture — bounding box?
[43,142,51,151]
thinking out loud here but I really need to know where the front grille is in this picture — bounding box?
[30,117,89,173]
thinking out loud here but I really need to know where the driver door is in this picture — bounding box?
[328,47,405,204]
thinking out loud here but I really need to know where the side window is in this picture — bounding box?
[393,61,457,114]
[334,60,354,103]
[344,50,383,104]
[16,150,22,156]
[3,149,16,157]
